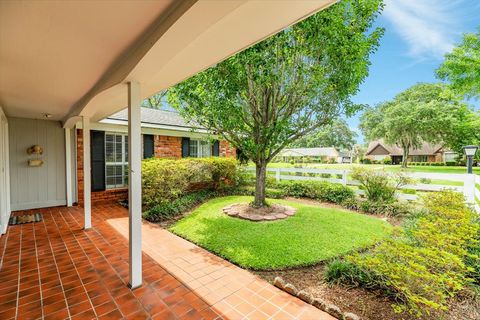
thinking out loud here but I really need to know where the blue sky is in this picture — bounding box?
[348,0,480,143]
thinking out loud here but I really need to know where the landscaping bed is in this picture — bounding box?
[254,264,480,320]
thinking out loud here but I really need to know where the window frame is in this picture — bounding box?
[190,139,212,158]
[104,132,128,189]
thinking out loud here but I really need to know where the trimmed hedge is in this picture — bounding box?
[142,157,237,209]
[276,180,355,204]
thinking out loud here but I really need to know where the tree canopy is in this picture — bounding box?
[289,119,357,150]
[169,0,384,206]
[360,83,473,167]
[436,28,480,99]
[142,90,168,109]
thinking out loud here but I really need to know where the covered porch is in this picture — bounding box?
[0,1,336,318]
[0,203,332,319]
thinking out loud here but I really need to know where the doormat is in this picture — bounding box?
[9,213,43,225]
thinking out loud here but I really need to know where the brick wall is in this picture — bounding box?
[76,129,127,206]
[220,140,236,158]
[154,135,182,158]
[75,130,236,206]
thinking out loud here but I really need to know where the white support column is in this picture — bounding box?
[463,174,475,205]
[128,81,142,289]
[82,116,92,229]
[65,129,73,207]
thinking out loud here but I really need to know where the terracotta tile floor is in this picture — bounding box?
[0,204,333,320]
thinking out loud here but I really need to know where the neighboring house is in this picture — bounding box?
[365,139,457,164]
[276,147,343,163]
[75,107,236,205]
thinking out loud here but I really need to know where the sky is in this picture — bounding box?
[348,0,480,143]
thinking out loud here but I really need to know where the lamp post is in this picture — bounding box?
[464,145,478,174]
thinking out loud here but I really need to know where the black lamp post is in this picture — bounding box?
[464,145,478,174]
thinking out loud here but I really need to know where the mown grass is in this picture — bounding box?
[261,162,480,175]
[170,196,390,270]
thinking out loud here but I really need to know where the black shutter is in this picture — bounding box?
[90,130,105,191]
[143,134,154,159]
[213,140,220,156]
[181,137,190,157]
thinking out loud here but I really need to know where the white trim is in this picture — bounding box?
[11,200,66,211]
[65,129,73,206]
[82,116,92,229]
[0,108,10,234]
[128,81,142,289]
[82,121,213,138]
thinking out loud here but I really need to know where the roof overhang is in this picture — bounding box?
[0,0,336,126]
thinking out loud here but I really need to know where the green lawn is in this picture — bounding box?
[261,162,480,174]
[170,196,390,270]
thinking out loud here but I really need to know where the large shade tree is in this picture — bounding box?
[360,83,473,168]
[436,28,480,99]
[289,119,357,150]
[169,0,384,207]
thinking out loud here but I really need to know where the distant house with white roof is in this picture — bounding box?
[276,147,351,163]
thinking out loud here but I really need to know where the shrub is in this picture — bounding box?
[324,260,378,289]
[277,180,354,204]
[359,199,413,216]
[233,186,286,199]
[143,190,214,222]
[419,177,431,184]
[341,197,360,211]
[383,156,392,165]
[361,158,372,164]
[320,173,332,179]
[349,191,480,316]
[446,161,457,167]
[350,167,413,203]
[142,157,237,209]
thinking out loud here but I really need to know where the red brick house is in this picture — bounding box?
[76,107,236,205]
[365,139,457,164]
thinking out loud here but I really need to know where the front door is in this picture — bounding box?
[391,156,403,165]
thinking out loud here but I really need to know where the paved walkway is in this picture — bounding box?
[0,203,333,319]
[108,216,334,320]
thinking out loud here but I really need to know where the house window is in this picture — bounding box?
[105,133,128,189]
[189,139,212,157]
[412,155,428,162]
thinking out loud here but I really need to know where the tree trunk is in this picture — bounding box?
[253,162,267,207]
[401,149,409,168]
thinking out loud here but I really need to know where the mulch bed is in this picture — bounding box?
[222,203,296,221]
[253,259,480,320]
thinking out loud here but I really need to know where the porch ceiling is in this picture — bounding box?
[0,0,336,124]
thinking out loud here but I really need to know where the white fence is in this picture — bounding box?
[247,167,480,212]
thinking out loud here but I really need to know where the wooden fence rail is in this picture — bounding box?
[246,167,480,212]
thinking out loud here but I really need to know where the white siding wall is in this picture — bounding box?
[9,118,66,210]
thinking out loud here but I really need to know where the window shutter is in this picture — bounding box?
[181,137,190,157]
[143,134,154,159]
[90,130,106,191]
[213,140,220,156]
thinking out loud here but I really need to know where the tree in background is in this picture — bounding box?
[169,0,384,207]
[360,83,471,168]
[436,28,480,157]
[436,28,480,99]
[289,119,357,150]
[142,90,168,109]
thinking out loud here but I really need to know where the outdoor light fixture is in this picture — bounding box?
[463,145,478,174]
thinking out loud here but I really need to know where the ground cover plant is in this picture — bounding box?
[327,191,480,317]
[170,196,390,270]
